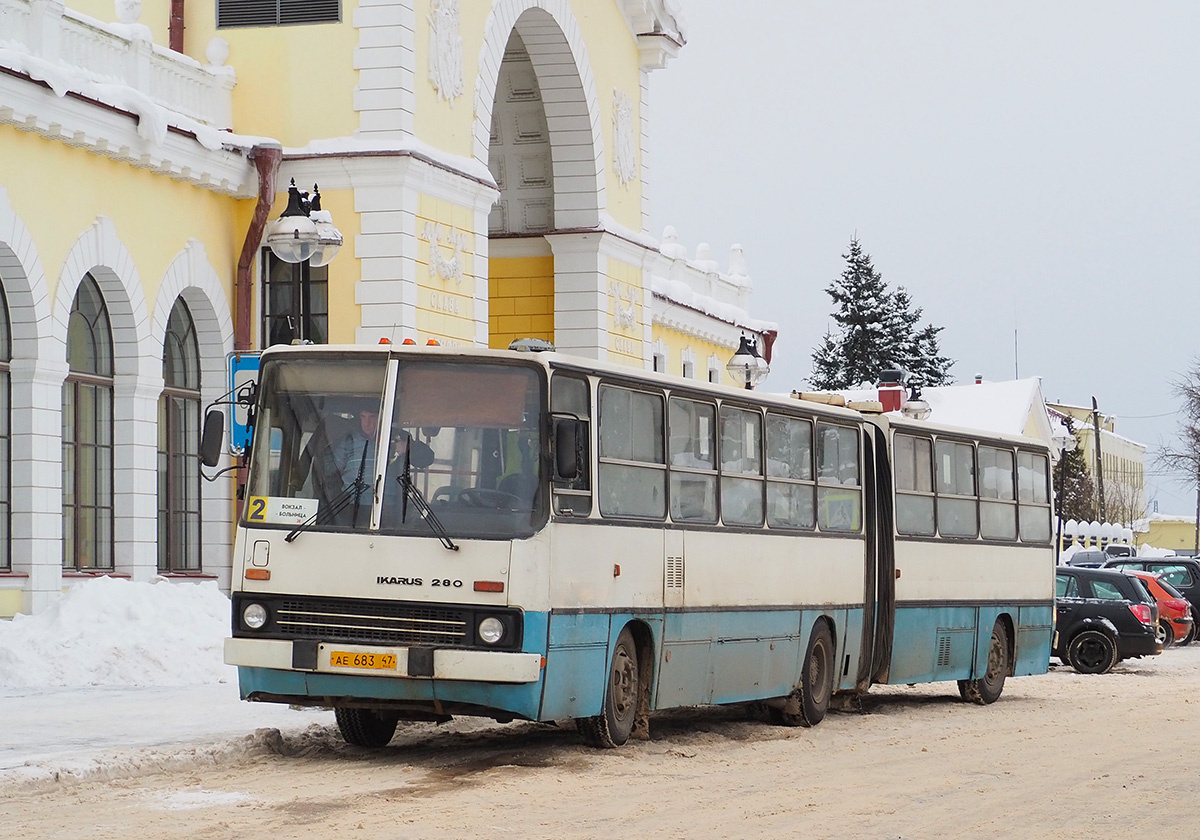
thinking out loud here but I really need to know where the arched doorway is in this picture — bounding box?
[484,6,603,352]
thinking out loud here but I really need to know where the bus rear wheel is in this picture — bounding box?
[775,622,834,727]
[578,626,640,748]
[335,707,399,747]
[958,622,1008,705]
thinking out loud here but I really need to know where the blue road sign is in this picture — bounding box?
[227,352,260,455]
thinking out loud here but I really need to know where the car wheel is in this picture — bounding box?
[1157,621,1175,647]
[1067,629,1119,675]
[1179,622,1196,647]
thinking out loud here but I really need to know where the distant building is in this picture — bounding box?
[831,376,1062,449]
[1139,514,1198,556]
[1046,402,1147,526]
[0,0,774,615]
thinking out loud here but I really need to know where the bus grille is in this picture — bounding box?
[275,597,472,647]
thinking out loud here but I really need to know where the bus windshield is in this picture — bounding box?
[246,355,547,539]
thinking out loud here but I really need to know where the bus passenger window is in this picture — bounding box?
[816,423,861,532]
[719,406,764,527]
[669,398,717,523]
[766,413,815,530]
[1017,451,1051,542]
[894,433,934,536]
[979,445,1017,540]
[598,385,665,518]
[935,440,977,538]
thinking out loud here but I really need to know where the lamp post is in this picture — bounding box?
[1053,430,1078,563]
[264,179,343,267]
[726,334,769,390]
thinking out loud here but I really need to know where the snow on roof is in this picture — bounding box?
[650,275,777,333]
[836,377,1047,438]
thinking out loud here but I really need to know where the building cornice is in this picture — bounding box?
[0,66,253,197]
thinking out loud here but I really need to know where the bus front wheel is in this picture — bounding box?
[335,707,399,748]
[578,626,640,748]
[958,622,1009,705]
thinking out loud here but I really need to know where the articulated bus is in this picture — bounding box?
[210,342,1055,748]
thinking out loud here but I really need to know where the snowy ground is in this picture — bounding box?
[0,577,329,785]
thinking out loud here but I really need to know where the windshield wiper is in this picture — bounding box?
[397,453,458,551]
[284,480,369,542]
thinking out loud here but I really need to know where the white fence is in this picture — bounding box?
[0,0,234,129]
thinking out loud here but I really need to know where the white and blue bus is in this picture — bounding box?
[209,342,1055,748]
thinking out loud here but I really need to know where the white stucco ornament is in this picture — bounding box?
[205,38,231,67]
[428,0,464,106]
[610,281,638,330]
[421,222,466,284]
[115,0,142,24]
[612,89,638,187]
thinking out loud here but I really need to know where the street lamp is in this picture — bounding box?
[726,334,769,390]
[1053,429,1078,562]
[264,180,343,267]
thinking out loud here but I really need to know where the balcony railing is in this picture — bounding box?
[0,0,234,130]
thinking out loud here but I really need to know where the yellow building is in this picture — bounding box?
[1140,515,1198,556]
[1047,402,1147,526]
[0,0,775,615]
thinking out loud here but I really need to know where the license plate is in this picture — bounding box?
[329,650,397,670]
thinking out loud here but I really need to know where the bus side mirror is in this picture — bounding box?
[554,417,580,480]
[200,409,225,468]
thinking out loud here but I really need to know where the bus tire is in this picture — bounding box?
[958,622,1008,705]
[577,626,640,748]
[796,621,834,727]
[1066,629,1118,674]
[335,707,399,747]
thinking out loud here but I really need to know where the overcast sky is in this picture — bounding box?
[648,0,1200,516]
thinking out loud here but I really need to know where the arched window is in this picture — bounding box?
[63,274,114,570]
[0,286,10,570]
[159,298,202,572]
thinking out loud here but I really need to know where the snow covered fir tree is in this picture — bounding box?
[809,239,954,390]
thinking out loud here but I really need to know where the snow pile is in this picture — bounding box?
[0,576,232,689]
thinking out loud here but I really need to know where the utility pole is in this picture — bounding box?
[1092,396,1106,523]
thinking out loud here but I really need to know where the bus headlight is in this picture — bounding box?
[478,616,505,645]
[242,602,268,630]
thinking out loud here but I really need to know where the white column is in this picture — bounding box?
[548,232,607,361]
[9,356,67,614]
[112,364,163,582]
[353,0,417,138]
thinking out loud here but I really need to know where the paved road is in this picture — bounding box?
[4,648,1199,838]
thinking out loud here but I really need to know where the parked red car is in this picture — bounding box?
[1127,570,1194,647]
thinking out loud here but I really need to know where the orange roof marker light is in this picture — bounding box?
[401,338,416,345]
[378,337,390,345]
[426,338,440,346]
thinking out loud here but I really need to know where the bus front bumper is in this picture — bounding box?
[224,638,543,684]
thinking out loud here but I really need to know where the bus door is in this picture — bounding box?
[871,424,896,684]
[857,424,896,690]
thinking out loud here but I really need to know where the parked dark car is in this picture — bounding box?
[1065,550,1109,568]
[1104,557,1200,620]
[1053,566,1161,674]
